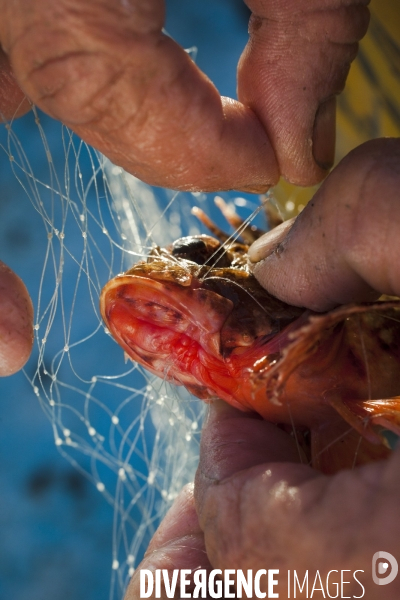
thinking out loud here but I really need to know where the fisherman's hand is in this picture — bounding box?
[0,0,369,191]
[249,138,400,311]
[126,137,400,599]
[0,48,34,375]
[126,400,400,599]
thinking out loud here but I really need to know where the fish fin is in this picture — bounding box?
[329,396,400,443]
[192,197,268,244]
[311,414,391,475]
[253,301,400,404]
[214,196,266,243]
[263,196,284,230]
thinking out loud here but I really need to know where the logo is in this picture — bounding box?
[372,551,398,585]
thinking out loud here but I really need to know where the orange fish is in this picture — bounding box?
[100,205,400,474]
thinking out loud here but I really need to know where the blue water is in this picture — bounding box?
[0,3,251,599]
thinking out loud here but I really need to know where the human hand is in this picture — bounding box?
[0,0,369,191]
[0,261,33,376]
[0,47,34,376]
[125,137,400,598]
[125,400,400,599]
[0,0,370,375]
[1,42,34,376]
[249,137,400,311]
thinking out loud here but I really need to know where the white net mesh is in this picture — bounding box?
[2,10,399,595]
[0,105,268,598]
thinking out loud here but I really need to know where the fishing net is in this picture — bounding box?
[1,5,398,599]
[0,103,274,598]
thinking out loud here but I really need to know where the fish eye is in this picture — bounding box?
[171,235,231,267]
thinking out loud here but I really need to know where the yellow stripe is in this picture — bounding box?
[274,0,400,217]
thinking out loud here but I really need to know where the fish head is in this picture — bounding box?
[100,235,304,406]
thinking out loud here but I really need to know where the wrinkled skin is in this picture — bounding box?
[101,142,400,473]
[250,139,400,311]
[126,401,400,599]
[2,2,400,598]
[0,0,371,375]
[0,0,370,190]
[125,139,400,600]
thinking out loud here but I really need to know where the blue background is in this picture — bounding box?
[0,2,251,599]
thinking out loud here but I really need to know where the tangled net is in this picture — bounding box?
[0,106,273,599]
[2,8,395,597]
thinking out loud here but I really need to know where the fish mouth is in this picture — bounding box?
[100,271,307,407]
[100,273,240,399]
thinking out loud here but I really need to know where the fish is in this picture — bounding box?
[100,200,400,474]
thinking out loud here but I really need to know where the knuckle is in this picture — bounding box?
[28,49,118,126]
[201,479,247,568]
[9,11,158,129]
[10,22,111,123]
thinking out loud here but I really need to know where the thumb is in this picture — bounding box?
[248,138,400,311]
[0,261,34,376]
[238,0,370,185]
[195,399,306,516]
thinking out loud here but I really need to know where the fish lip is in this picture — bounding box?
[100,273,235,360]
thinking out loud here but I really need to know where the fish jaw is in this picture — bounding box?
[100,270,360,427]
[100,271,313,415]
[100,273,248,401]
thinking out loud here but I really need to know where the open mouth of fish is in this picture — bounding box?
[101,264,307,410]
[100,226,400,474]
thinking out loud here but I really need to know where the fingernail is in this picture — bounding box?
[248,219,294,263]
[313,96,336,170]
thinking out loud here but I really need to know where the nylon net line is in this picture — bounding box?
[0,106,274,598]
[2,21,398,597]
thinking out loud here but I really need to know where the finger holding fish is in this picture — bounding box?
[0,0,370,191]
[194,401,400,599]
[100,174,400,474]
[125,402,400,600]
[249,138,400,311]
